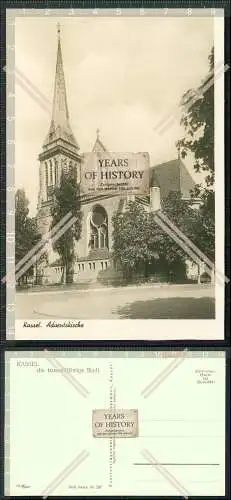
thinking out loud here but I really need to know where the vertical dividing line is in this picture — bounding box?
[112,385,116,466]
[109,363,113,488]
[4,352,11,496]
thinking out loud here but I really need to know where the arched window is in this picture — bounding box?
[55,160,58,185]
[45,162,48,187]
[49,160,53,185]
[91,226,98,248]
[69,160,75,180]
[74,162,80,183]
[89,206,108,249]
[100,225,107,248]
[62,157,67,172]
[39,166,42,190]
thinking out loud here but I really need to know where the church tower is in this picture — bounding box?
[37,24,81,235]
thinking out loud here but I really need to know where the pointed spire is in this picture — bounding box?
[92,128,107,153]
[43,24,79,149]
[51,23,69,125]
[57,22,61,39]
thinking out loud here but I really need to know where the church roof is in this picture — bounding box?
[43,24,79,149]
[150,158,195,199]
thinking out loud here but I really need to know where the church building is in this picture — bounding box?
[36,26,196,284]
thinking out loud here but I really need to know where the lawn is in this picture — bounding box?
[116,297,215,319]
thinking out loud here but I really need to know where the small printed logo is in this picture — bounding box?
[195,369,216,384]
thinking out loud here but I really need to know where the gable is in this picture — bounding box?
[92,138,108,154]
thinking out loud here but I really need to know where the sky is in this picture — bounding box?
[14,14,214,215]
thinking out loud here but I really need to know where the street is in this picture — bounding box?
[16,284,215,320]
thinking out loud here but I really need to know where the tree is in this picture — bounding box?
[161,191,215,262]
[176,46,215,222]
[15,189,42,284]
[177,47,214,186]
[112,198,187,282]
[15,189,29,264]
[112,192,215,283]
[51,165,82,284]
[112,202,155,281]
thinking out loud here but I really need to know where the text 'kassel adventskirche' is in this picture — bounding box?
[36,25,197,284]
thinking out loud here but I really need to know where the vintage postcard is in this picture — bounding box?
[6,8,226,340]
[5,350,226,496]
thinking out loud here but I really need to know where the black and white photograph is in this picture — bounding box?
[7,9,225,340]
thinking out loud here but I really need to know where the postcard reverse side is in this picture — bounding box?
[5,350,225,496]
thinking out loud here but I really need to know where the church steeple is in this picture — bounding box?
[38,24,82,235]
[43,24,79,149]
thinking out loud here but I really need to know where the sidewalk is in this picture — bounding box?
[16,281,213,295]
